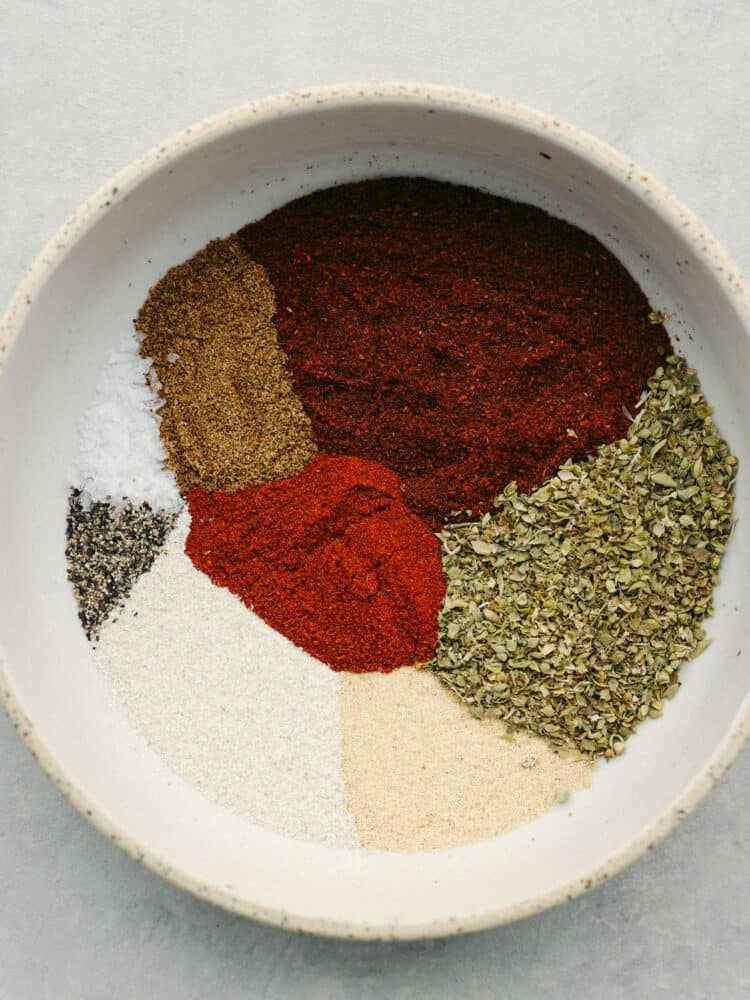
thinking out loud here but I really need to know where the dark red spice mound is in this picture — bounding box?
[238,177,669,529]
[185,453,446,672]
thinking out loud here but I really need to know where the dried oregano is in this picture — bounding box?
[428,356,737,757]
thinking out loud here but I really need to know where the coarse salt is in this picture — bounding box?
[71,326,183,513]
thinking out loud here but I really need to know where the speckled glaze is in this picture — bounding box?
[0,84,748,940]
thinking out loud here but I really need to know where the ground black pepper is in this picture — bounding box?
[65,490,177,640]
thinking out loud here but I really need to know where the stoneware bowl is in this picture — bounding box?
[1,84,748,940]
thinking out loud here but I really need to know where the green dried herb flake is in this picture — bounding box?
[429,356,736,759]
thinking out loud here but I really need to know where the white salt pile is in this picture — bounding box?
[71,326,182,513]
[95,510,356,847]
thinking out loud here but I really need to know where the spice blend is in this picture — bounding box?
[340,668,592,851]
[65,176,737,852]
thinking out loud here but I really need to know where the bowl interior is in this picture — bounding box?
[1,89,748,938]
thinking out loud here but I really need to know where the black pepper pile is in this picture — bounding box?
[65,491,177,640]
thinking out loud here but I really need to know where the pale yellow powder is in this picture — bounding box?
[340,667,594,852]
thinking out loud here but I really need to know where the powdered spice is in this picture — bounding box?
[66,490,177,640]
[67,174,738,850]
[136,236,316,494]
[239,177,670,528]
[185,453,446,672]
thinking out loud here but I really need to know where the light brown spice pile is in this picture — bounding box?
[136,236,316,493]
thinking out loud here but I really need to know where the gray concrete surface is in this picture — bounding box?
[2,1,749,996]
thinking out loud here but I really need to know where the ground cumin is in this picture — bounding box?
[136,236,316,494]
[65,490,176,640]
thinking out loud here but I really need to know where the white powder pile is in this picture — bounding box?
[72,326,182,512]
[95,510,355,846]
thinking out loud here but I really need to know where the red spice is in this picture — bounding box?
[239,178,669,529]
[185,453,446,672]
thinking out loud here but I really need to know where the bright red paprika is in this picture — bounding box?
[186,453,446,672]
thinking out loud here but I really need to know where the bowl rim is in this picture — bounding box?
[1,81,749,941]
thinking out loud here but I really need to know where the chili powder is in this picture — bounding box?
[185,453,446,672]
[239,177,669,528]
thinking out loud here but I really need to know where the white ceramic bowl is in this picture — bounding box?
[1,84,749,940]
